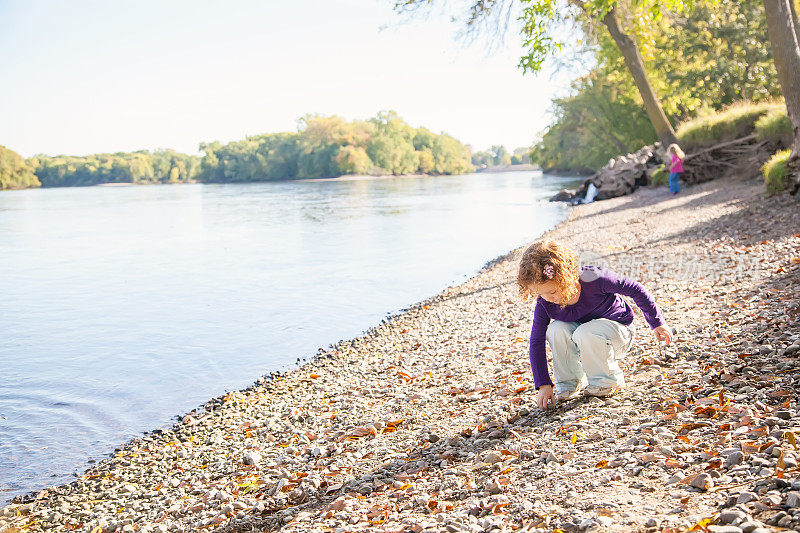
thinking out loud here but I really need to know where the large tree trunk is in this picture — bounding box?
[600,7,678,148]
[790,0,800,41]
[764,0,800,193]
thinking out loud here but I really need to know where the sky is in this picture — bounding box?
[0,0,576,157]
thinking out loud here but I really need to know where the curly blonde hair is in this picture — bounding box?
[517,239,580,304]
[667,143,685,159]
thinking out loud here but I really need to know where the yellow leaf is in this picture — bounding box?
[570,434,578,444]
[689,517,714,531]
[785,431,797,450]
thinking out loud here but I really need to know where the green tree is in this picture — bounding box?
[417,149,436,173]
[472,150,493,168]
[336,145,372,174]
[430,134,475,173]
[488,145,511,166]
[511,146,533,164]
[297,115,351,178]
[531,0,782,171]
[366,111,420,174]
[0,146,40,190]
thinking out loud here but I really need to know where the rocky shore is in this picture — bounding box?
[2,173,799,533]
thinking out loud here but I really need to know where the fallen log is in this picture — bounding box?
[549,133,782,203]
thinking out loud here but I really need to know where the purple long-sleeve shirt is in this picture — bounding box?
[528,266,665,389]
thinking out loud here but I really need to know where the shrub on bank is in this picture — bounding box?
[755,107,792,146]
[762,149,791,196]
[677,101,783,148]
[650,166,668,186]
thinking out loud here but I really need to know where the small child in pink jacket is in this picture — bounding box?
[667,144,685,195]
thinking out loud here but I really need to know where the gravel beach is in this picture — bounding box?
[2,174,799,533]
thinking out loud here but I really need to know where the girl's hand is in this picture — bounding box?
[654,325,673,345]
[537,385,556,410]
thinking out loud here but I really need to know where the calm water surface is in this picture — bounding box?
[0,171,581,503]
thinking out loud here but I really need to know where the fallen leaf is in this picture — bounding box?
[689,517,714,531]
[492,502,510,514]
[678,422,708,434]
[767,390,791,398]
[695,406,718,418]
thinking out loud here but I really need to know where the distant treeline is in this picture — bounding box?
[31,150,200,187]
[200,112,474,182]
[471,145,532,168]
[1,112,483,190]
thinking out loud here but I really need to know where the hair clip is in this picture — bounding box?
[543,264,555,279]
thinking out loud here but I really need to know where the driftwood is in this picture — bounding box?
[683,135,777,184]
[550,143,662,203]
[683,134,758,162]
[550,133,781,203]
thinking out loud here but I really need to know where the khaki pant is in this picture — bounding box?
[545,318,635,394]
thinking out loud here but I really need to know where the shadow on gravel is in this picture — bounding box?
[568,189,666,220]
[435,282,514,304]
[213,401,586,533]
[568,176,766,225]
[650,190,798,248]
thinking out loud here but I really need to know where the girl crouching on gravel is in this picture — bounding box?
[517,239,673,410]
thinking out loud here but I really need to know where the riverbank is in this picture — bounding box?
[2,173,799,533]
[475,165,542,174]
[295,167,542,183]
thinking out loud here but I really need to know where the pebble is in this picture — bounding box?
[243,451,261,465]
[689,473,714,491]
[483,451,504,465]
[725,451,744,468]
[739,522,761,533]
[736,492,758,504]
[707,526,743,533]
[719,510,746,524]
[786,491,800,508]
